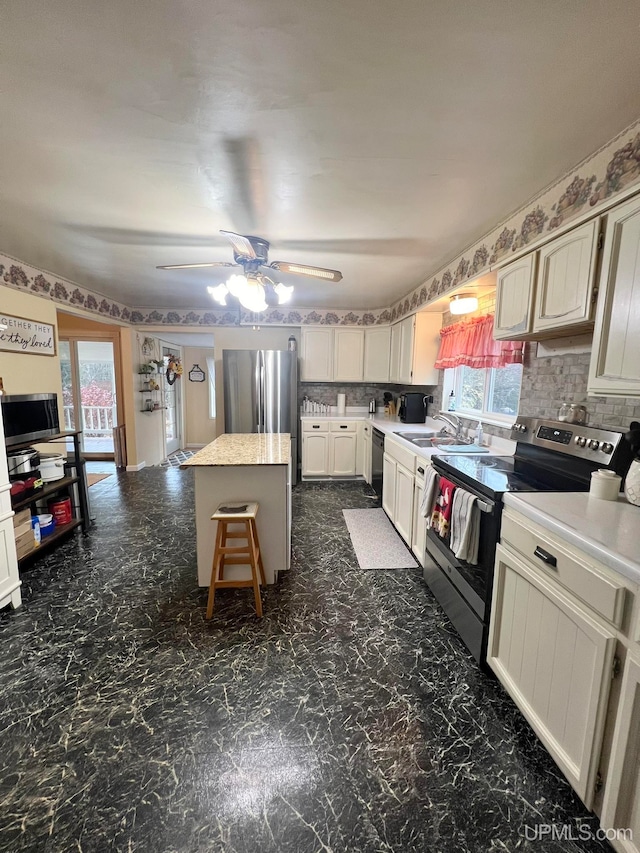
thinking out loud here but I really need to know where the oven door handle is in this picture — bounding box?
[476,498,494,514]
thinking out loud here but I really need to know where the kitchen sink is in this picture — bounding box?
[395,431,437,440]
[409,436,471,448]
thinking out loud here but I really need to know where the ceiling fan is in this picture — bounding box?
[156,230,343,313]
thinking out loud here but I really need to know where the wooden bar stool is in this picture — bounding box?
[206,502,266,618]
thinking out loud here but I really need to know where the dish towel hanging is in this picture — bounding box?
[420,465,439,526]
[431,477,456,538]
[450,487,481,565]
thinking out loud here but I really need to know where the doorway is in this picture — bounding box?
[162,344,182,456]
[60,338,121,458]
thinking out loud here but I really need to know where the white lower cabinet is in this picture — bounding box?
[411,460,429,567]
[601,653,640,852]
[382,453,396,518]
[488,543,616,807]
[301,420,360,478]
[362,423,372,484]
[301,430,329,476]
[394,463,414,544]
[330,432,357,476]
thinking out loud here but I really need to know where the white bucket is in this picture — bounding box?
[39,453,66,482]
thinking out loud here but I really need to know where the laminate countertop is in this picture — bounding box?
[503,491,640,585]
[181,433,291,467]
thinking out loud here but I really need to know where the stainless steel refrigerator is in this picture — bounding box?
[222,349,298,483]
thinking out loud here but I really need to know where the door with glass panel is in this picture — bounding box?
[162,345,182,456]
[59,339,120,457]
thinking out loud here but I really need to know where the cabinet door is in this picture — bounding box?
[533,220,600,334]
[382,454,396,519]
[601,654,640,852]
[393,463,414,544]
[389,323,401,383]
[588,196,640,397]
[411,466,428,566]
[334,329,364,381]
[494,254,537,340]
[300,328,333,381]
[398,317,415,384]
[412,312,442,386]
[330,432,357,476]
[488,544,616,808]
[302,432,329,476]
[363,327,391,382]
[363,434,372,484]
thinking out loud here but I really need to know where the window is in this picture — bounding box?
[447,362,522,422]
[206,355,216,419]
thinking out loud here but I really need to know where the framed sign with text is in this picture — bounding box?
[0,313,57,357]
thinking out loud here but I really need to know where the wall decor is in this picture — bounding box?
[188,364,206,383]
[0,313,56,356]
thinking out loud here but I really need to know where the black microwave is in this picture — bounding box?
[1,393,60,447]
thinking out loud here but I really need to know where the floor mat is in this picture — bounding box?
[158,449,195,468]
[87,473,111,487]
[342,508,418,569]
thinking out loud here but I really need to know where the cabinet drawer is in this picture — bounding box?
[302,421,329,433]
[329,422,357,433]
[501,510,626,627]
[384,437,416,472]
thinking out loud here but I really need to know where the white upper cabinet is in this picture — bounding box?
[363,327,391,382]
[398,316,415,384]
[495,220,600,341]
[300,327,365,382]
[300,328,333,381]
[389,322,402,383]
[389,313,441,385]
[533,219,600,334]
[494,254,537,340]
[588,195,640,397]
[334,328,364,381]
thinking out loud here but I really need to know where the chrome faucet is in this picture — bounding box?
[434,413,464,440]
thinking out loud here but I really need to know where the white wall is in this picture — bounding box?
[182,346,216,447]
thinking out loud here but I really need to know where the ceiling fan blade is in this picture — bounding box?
[220,230,257,259]
[156,262,237,270]
[269,261,343,282]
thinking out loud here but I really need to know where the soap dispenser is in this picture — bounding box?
[475,420,484,447]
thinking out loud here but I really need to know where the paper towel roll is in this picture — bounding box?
[337,393,346,414]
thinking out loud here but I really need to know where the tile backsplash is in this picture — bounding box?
[299,382,438,413]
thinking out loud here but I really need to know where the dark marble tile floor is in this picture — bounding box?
[0,471,611,852]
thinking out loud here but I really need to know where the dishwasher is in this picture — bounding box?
[371,428,384,500]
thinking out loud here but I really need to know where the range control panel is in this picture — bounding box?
[511,417,623,461]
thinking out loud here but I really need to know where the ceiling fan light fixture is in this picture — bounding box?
[240,278,268,313]
[274,282,294,304]
[207,283,229,305]
[449,293,478,315]
[225,273,248,299]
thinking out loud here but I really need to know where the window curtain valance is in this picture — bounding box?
[434,314,524,370]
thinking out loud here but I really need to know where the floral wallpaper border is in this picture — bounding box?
[2,116,640,328]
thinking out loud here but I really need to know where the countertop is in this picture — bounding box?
[181,433,291,467]
[302,411,515,460]
[503,491,640,585]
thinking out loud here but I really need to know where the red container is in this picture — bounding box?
[48,497,72,525]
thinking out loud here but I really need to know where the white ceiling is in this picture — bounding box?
[2,1,640,312]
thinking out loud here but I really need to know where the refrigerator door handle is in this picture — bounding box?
[256,352,265,432]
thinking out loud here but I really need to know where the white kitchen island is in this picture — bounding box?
[181,433,291,587]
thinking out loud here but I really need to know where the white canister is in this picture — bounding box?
[589,469,621,501]
[336,393,346,415]
[624,459,640,506]
[39,453,66,482]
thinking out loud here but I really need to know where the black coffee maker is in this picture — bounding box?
[399,393,429,423]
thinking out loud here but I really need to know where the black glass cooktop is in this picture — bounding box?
[432,454,588,499]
